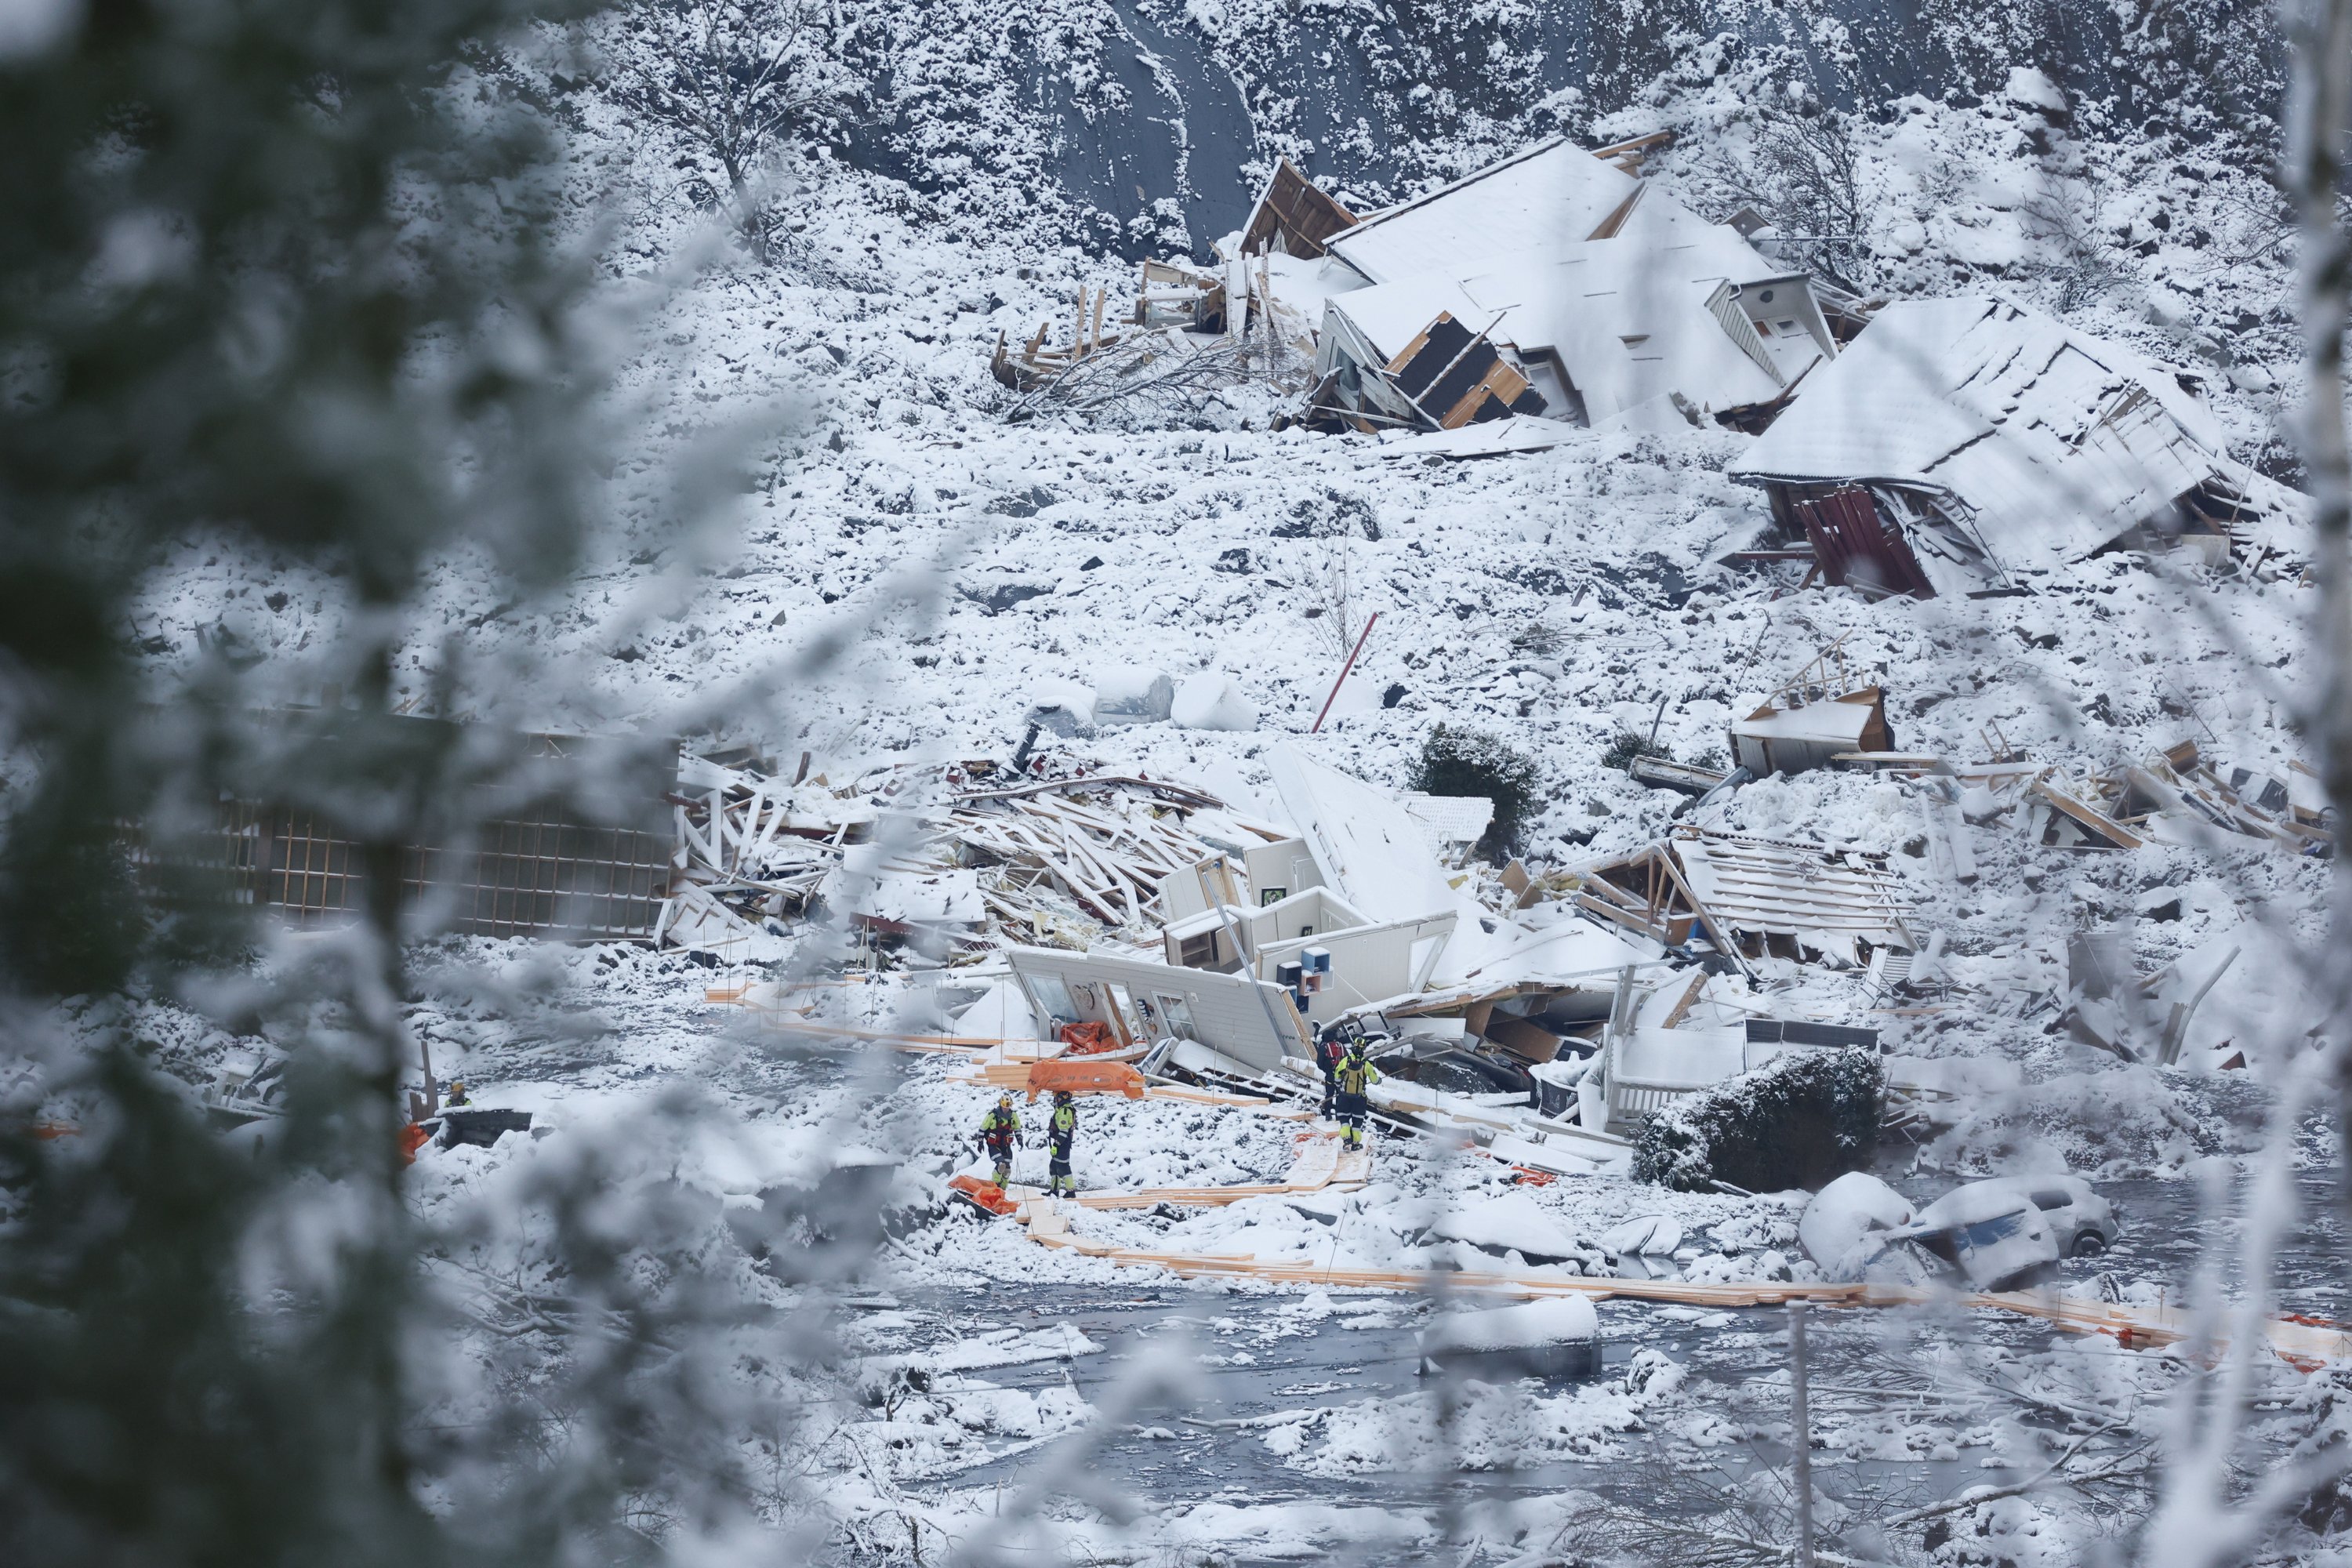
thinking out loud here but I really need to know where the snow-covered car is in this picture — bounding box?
[1921,1175,2118,1259]
[1895,1185,2063,1290]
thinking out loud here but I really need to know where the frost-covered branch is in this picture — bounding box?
[597,0,850,261]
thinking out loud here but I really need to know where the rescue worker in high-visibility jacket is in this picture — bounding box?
[978,1094,1022,1188]
[1046,1090,1078,1198]
[1334,1040,1382,1151]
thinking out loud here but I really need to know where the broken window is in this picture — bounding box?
[1154,994,1200,1042]
[1383,311,1548,429]
[1027,975,1078,1029]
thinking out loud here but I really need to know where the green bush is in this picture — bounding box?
[1409,724,1540,858]
[1601,729,1671,772]
[1632,1048,1884,1193]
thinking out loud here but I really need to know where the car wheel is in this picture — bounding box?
[2072,1232,2107,1258]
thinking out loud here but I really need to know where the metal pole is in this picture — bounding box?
[1789,1300,1815,1568]
[1311,612,1380,734]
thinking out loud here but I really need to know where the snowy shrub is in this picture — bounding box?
[1600,728,1671,773]
[1632,1048,1884,1194]
[1409,724,1539,857]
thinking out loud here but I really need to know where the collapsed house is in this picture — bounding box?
[968,743,1675,1086]
[1574,827,1917,972]
[1727,297,2297,597]
[1956,739,2332,855]
[994,134,1853,437]
[1272,139,1842,434]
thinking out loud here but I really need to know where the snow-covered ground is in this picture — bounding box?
[104,32,2352,1560]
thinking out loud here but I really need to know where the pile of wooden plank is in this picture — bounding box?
[948,776,1229,935]
[1941,741,2331,855]
[659,757,1256,953]
[666,757,889,946]
[990,283,1126,390]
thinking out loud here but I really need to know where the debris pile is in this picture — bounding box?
[1932,740,2332,855]
[663,752,1292,959]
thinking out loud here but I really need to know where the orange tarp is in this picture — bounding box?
[1058,1021,1120,1056]
[946,1174,1020,1216]
[1025,1060,1146,1100]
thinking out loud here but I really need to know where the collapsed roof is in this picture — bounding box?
[1728,297,2294,594]
[1300,152,1837,433]
[1575,827,1917,971]
[1316,138,1645,286]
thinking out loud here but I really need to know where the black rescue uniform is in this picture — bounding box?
[1047,1094,1078,1197]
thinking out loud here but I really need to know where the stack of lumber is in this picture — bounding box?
[1068,1133,1368,1210]
[948,779,1226,931]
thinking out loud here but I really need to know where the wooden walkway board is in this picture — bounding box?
[1013,1220,2352,1366]
[1065,1134,1367,1210]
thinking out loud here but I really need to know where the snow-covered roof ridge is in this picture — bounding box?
[1324,138,1641,286]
